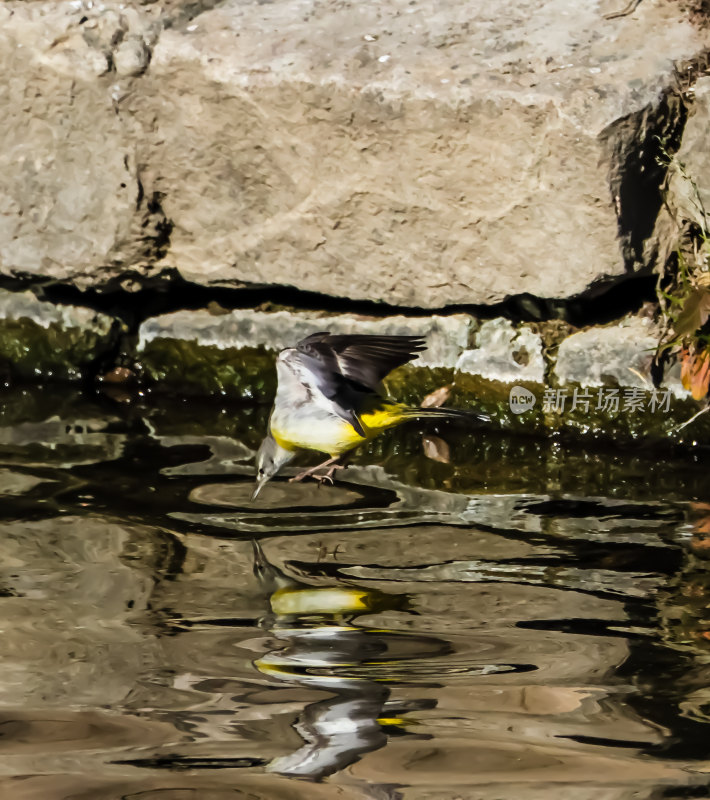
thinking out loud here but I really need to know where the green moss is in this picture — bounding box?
[383,365,456,405]
[0,317,116,382]
[443,372,710,443]
[139,339,278,401]
[333,416,710,499]
[541,384,710,442]
[451,373,547,434]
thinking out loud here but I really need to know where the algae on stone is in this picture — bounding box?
[137,308,472,369]
[0,290,119,383]
[138,339,277,401]
[450,372,546,435]
[136,308,473,402]
[383,365,457,408]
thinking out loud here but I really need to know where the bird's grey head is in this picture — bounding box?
[252,434,295,500]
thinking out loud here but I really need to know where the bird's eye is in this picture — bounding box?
[258,468,264,476]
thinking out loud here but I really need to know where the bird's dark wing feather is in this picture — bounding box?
[296,332,426,391]
[294,332,427,435]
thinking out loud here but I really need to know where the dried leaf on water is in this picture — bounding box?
[420,384,452,408]
[422,435,451,463]
[98,366,135,384]
[97,385,134,404]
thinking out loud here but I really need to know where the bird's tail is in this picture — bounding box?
[360,402,491,434]
[399,405,492,426]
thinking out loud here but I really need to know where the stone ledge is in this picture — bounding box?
[137,308,472,368]
[135,306,703,441]
[555,316,686,397]
[0,286,703,441]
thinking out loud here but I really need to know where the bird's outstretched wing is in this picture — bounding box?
[296,332,426,392]
[294,332,426,435]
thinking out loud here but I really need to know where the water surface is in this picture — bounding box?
[1,386,710,799]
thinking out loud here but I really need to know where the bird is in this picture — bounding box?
[252,331,490,499]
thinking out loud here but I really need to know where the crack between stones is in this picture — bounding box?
[0,268,659,337]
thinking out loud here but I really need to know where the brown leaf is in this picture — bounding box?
[99,366,135,384]
[675,289,710,338]
[680,348,693,390]
[691,352,710,400]
[420,384,452,408]
[680,349,710,400]
[422,435,451,463]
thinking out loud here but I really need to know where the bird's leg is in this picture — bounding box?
[316,453,351,486]
[290,455,350,485]
[289,456,341,483]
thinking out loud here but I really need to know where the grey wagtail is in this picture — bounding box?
[252,331,491,499]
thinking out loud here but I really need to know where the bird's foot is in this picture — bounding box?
[289,457,340,484]
[315,462,347,487]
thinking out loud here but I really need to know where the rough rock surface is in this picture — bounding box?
[456,319,545,384]
[664,75,710,232]
[554,315,686,396]
[0,0,707,305]
[0,4,163,283]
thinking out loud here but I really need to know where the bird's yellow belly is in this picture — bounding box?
[271,415,363,456]
[270,405,405,457]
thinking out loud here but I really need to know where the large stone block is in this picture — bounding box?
[456,319,545,384]
[664,75,710,230]
[554,315,687,397]
[0,1,707,306]
[135,0,703,306]
[138,308,471,365]
[0,3,162,284]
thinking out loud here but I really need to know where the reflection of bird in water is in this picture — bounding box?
[251,541,428,784]
[253,332,490,498]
